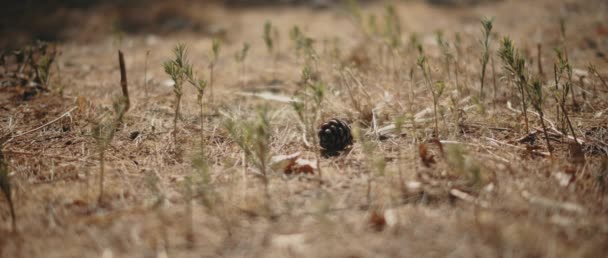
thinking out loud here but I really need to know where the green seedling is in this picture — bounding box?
[209,38,221,105]
[185,65,209,156]
[479,17,494,99]
[383,5,402,49]
[498,37,530,133]
[290,26,316,64]
[417,56,444,137]
[263,21,279,79]
[436,30,453,80]
[224,105,273,212]
[92,98,128,204]
[235,42,250,86]
[527,78,553,155]
[93,51,130,204]
[554,48,578,143]
[163,44,191,150]
[587,64,607,90]
[293,66,325,177]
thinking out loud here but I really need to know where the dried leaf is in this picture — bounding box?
[418,143,435,167]
[369,210,386,232]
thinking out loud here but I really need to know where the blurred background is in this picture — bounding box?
[0,0,495,49]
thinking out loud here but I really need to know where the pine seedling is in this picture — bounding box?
[93,98,128,203]
[292,67,325,177]
[417,56,444,137]
[383,5,402,50]
[224,106,273,211]
[263,21,279,80]
[235,42,250,86]
[93,51,130,203]
[436,30,453,80]
[163,44,191,150]
[185,66,208,156]
[290,26,316,64]
[498,37,530,133]
[209,38,221,105]
[527,78,553,155]
[0,149,16,233]
[479,17,494,99]
[587,64,607,91]
[554,48,578,143]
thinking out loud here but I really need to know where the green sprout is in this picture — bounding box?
[235,42,251,86]
[224,106,273,212]
[185,65,209,156]
[417,55,444,137]
[479,17,494,99]
[527,78,553,155]
[292,65,325,178]
[209,38,221,105]
[263,21,279,79]
[498,37,530,133]
[163,44,191,150]
[554,48,578,144]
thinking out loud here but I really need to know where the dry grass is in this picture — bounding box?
[1,0,608,257]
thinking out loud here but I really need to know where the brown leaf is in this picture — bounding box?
[369,210,386,232]
[418,143,435,167]
[286,158,315,175]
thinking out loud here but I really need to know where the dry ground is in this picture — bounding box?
[1,0,608,257]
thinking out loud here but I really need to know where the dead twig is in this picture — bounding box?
[521,190,586,214]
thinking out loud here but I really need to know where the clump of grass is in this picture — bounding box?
[498,37,530,133]
[0,148,16,233]
[417,56,445,137]
[224,106,273,212]
[163,44,191,151]
[479,17,494,99]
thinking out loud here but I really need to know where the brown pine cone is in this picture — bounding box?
[318,118,353,155]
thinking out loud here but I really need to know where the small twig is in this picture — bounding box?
[450,189,490,208]
[521,190,586,214]
[118,50,130,112]
[483,136,550,156]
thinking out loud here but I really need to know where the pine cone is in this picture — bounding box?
[318,118,353,154]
